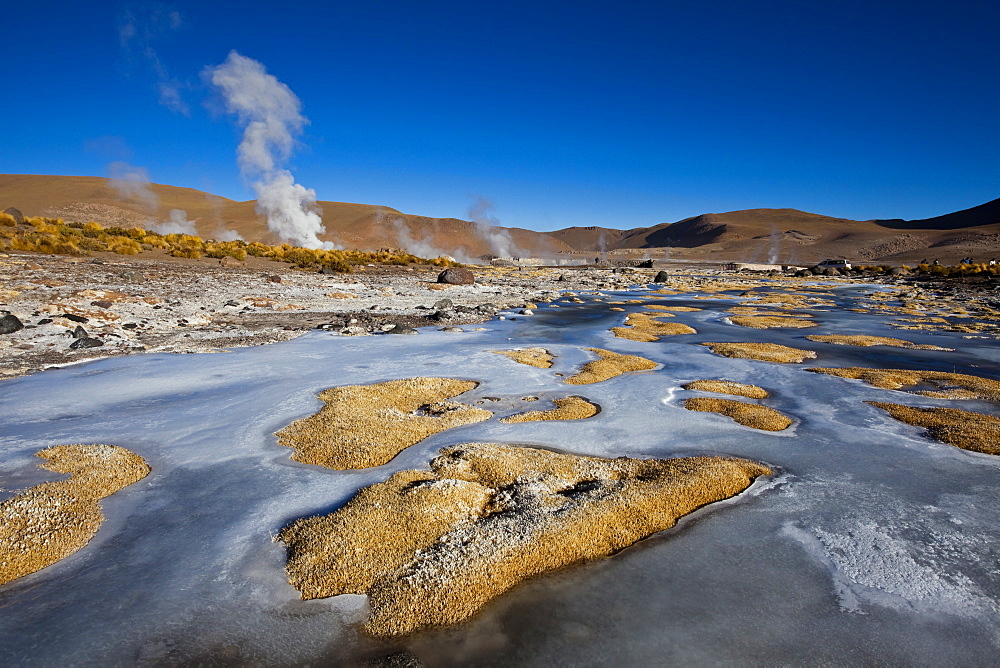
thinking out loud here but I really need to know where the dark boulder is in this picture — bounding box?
[72,325,89,339]
[70,337,104,349]
[653,270,670,283]
[437,267,474,285]
[3,207,24,224]
[0,313,24,334]
[61,313,89,323]
[433,298,454,310]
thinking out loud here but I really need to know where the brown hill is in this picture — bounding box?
[0,175,572,261]
[2,174,997,265]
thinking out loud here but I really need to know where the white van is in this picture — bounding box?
[817,259,852,270]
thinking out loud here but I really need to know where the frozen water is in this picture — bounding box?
[1,280,999,664]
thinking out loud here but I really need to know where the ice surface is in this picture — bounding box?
[1,279,999,664]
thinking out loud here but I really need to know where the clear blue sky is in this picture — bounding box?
[2,1,998,231]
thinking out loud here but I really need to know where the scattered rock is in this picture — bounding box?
[23,262,42,270]
[72,325,88,339]
[439,327,463,333]
[433,298,454,310]
[69,337,104,349]
[219,256,244,268]
[431,309,456,321]
[437,267,474,285]
[90,300,114,309]
[61,313,89,323]
[388,326,419,335]
[0,313,24,334]
[519,309,534,315]
[267,274,283,283]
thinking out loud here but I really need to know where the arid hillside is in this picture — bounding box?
[2,174,997,265]
[0,175,572,261]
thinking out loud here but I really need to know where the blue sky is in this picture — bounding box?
[2,1,998,231]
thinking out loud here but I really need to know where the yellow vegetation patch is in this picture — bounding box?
[277,442,771,636]
[611,312,697,342]
[804,335,952,351]
[644,305,702,312]
[609,307,625,312]
[866,402,1000,455]
[565,348,658,385]
[492,348,554,369]
[728,315,817,329]
[324,292,357,299]
[684,397,792,431]
[701,342,817,363]
[500,396,600,423]
[683,380,769,399]
[275,378,493,469]
[0,445,150,586]
[806,367,1000,401]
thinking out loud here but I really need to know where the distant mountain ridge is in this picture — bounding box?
[1,174,997,264]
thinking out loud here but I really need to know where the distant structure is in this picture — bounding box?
[722,262,802,272]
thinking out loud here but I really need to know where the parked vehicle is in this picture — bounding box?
[816,259,852,270]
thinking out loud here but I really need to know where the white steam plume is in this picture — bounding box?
[108,161,159,211]
[207,51,335,250]
[468,196,521,259]
[152,209,198,235]
[381,210,473,263]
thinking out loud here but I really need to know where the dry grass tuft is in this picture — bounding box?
[701,342,817,363]
[866,402,1000,455]
[500,396,600,423]
[611,312,697,342]
[644,305,702,312]
[807,368,1000,402]
[683,380,769,399]
[728,315,817,329]
[804,335,952,351]
[0,445,150,585]
[492,348,554,369]
[565,348,658,385]
[275,378,492,469]
[684,397,791,431]
[278,442,771,636]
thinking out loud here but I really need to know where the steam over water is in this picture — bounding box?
[1,280,998,664]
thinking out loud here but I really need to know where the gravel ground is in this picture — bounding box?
[0,251,647,380]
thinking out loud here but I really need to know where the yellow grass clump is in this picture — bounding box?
[866,402,1000,455]
[684,397,792,431]
[492,348,554,369]
[611,312,697,342]
[644,305,702,312]
[806,368,1000,401]
[0,445,150,586]
[728,315,817,329]
[701,342,817,363]
[500,396,600,423]
[277,442,771,636]
[683,380,769,399]
[804,335,952,351]
[565,348,658,385]
[275,378,493,469]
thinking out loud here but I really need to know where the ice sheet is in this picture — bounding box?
[1,282,999,665]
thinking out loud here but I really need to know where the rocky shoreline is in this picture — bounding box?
[0,251,645,380]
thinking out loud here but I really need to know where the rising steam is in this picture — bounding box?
[108,161,159,210]
[153,209,198,235]
[207,51,335,250]
[468,196,521,258]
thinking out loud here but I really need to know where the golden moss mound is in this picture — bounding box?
[701,342,817,364]
[277,442,771,636]
[804,335,952,351]
[728,315,817,329]
[867,402,1000,455]
[565,348,657,385]
[807,368,1000,401]
[500,396,600,423]
[492,348,554,369]
[0,445,150,586]
[645,305,702,312]
[684,397,792,431]
[683,380,769,399]
[611,312,697,342]
[275,378,492,469]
